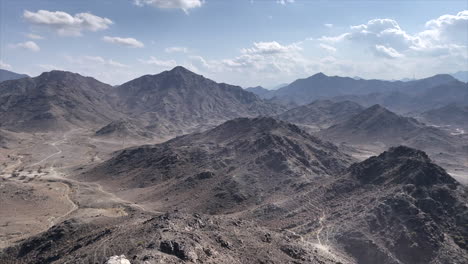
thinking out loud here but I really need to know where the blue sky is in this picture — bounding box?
[1,0,467,87]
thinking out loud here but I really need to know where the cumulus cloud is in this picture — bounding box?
[319,10,468,59]
[188,40,310,81]
[165,46,188,53]
[422,10,468,44]
[25,33,44,39]
[324,23,333,28]
[241,41,302,55]
[319,43,337,53]
[0,60,12,70]
[102,36,144,48]
[374,45,404,58]
[23,10,113,36]
[139,56,177,67]
[134,0,203,13]
[65,55,128,68]
[11,41,40,52]
[277,0,295,5]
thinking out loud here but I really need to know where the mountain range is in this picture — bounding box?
[319,104,461,154]
[0,69,28,83]
[0,67,283,135]
[2,117,466,263]
[247,72,467,113]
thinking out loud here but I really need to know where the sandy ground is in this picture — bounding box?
[0,129,163,249]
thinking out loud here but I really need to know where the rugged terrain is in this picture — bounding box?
[115,66,284,137]
[0,67,467,264]
[0,71,122,132]
[278,100,364,132]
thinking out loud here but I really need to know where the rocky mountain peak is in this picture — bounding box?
[349,146,458,187]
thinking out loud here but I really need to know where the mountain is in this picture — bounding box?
[332,79,467,113]
[85,117,354,214]
[322,146,468,263]
[116,66,285,137]
[277,100,364,131]
[95,119,153,139]
[0,69,28,83]
[265,72,458,106]
[422,103,468,129]
[244,86,273,98]
[319,105,458,153]
[452,71,468,82]
[3,146,466,264]
[0,71,121,132]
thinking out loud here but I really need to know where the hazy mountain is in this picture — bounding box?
[116,66,285,137]
[332,80,467,113]
[85,117,354,214]
[277,100,364,130]
[452,71,468,82]
[320,105,458,153]
[0,71,121,132]
[0,69,28,83]
[260,72,458,106]
[422,103,468,128]
[244,86,272,98]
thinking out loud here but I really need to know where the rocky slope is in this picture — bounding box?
[0,71,122,132]
[422,103,468,129]
[116,66,285,137]
[85,117,354,214]
[278,100,364,131]
[95,120,153,139]
[2,144,466,264]
[319,105,459,153]
[0,69,28,83]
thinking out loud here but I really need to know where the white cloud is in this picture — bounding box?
[139,56,177,67]
[11,41,40,52]
[324,23,333,28]
[277,0,295,5]
[102,36,144,48]
[25,33,44,39]
[0,60,12,70]
[319,10,468,59]
[23,10,113,36]
[422,10,468,44]
[241,41,302,55]
[134,0,203,13]
[374,45,404,58]
[319,43,337,53]
[165,46,188,53]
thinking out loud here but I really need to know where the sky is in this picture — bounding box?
[0,0,467,87]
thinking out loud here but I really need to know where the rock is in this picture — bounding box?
[106,255,131,264]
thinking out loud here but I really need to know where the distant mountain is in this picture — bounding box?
[277,100,364,131]
[0,71,121,132]
[263,72,458,106]
[332,79,468,113]
[320,104,458,153]
[116,66,285,137]
[86,117,353,214]
[0,69,28,83]
[244,86,272,98]
[422,103,468,128]
[452,71,468,82]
